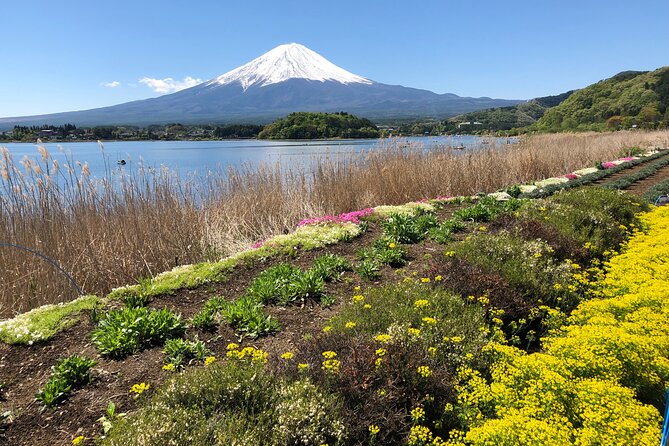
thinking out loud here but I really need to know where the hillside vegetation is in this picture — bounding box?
[534,67,669,132]
[257,112,380,139]
[447,91,574,133]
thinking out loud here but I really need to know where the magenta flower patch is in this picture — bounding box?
[297,208,375,227]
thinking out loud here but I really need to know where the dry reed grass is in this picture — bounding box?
[1,130,668,316]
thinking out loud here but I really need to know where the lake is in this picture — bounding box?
[0,135,515,180]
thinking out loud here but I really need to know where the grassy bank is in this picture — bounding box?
[1,130,668,316]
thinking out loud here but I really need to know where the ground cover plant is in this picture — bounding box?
[163,338,210,370]
[91,305,185,358]
[35,353,96,408]
[101,353,348,446]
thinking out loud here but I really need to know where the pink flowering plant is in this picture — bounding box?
[297,208,375,227]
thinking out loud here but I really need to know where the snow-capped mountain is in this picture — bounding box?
[210,43,372,90]
[0,44,521,128]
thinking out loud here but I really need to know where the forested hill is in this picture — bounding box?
[534,67,669,131]
[447,91,574,132]
[257,112,380,139]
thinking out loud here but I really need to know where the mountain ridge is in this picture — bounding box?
[0,44,520,129]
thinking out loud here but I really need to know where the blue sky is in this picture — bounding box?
[2,0,668,118]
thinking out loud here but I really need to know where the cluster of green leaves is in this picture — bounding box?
[35,354,96,408]
[190,296,227,330]
[452,196,524,223]
[382,212,438,243]
[246,264,326,305]
[533,67,669,131]
[163,338,210,369]
[221,295,281,339]
[311,253,353,282]
[357,238,409,268]
[258,111,379,139]
[218,255,352,339]
[91,306,185,358]
[100,361,347,446]
[97,402,126,437]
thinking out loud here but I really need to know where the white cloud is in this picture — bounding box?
[139,76,202,93]
[101,80,121,88]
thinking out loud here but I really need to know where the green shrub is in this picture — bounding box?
[428,223,454,244]
[221,295,280,339]
[91,306,185,359]
[163,338,210,369]
[311,254,353,282]
[246,263,326,305]
[355,259,381,281]
[121,293,151,309]
[550,187,647,227]
[101,360,347,446]
[357,238,408,268]
[299,284,490,443]
[382,213,426,243]
[190,296,227,330]
[36,354,96,408]
[519,188,646,259]
[452,196,513,223]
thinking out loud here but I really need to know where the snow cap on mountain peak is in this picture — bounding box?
[210,43,373,90]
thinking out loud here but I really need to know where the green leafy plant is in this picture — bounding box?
[191,296,228,330]
[246,264,303,305]
[289,269,325,303]
[246,263,326,305]
[97,401,126,436]
[310,254,352,282]
[382,213,425,243]
[357,238,408,268]
[36,354,96,408]
[122,293,151,309]
[452,196,522,224]
[91,306,185,359]
[163,338,210,369]
[221,296,280,339]
[356,260,381,281]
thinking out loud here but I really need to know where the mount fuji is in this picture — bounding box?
[0,43,521,128]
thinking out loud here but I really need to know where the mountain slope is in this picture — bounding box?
[534,67,669,131]
[447,90,575,132]
[0,44,520,129]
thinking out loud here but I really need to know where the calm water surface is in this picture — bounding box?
[1,136,515,180]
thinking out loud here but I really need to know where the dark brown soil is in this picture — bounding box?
[624,163,669,196]
[0,207,460,445]
[590,151,669,187]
